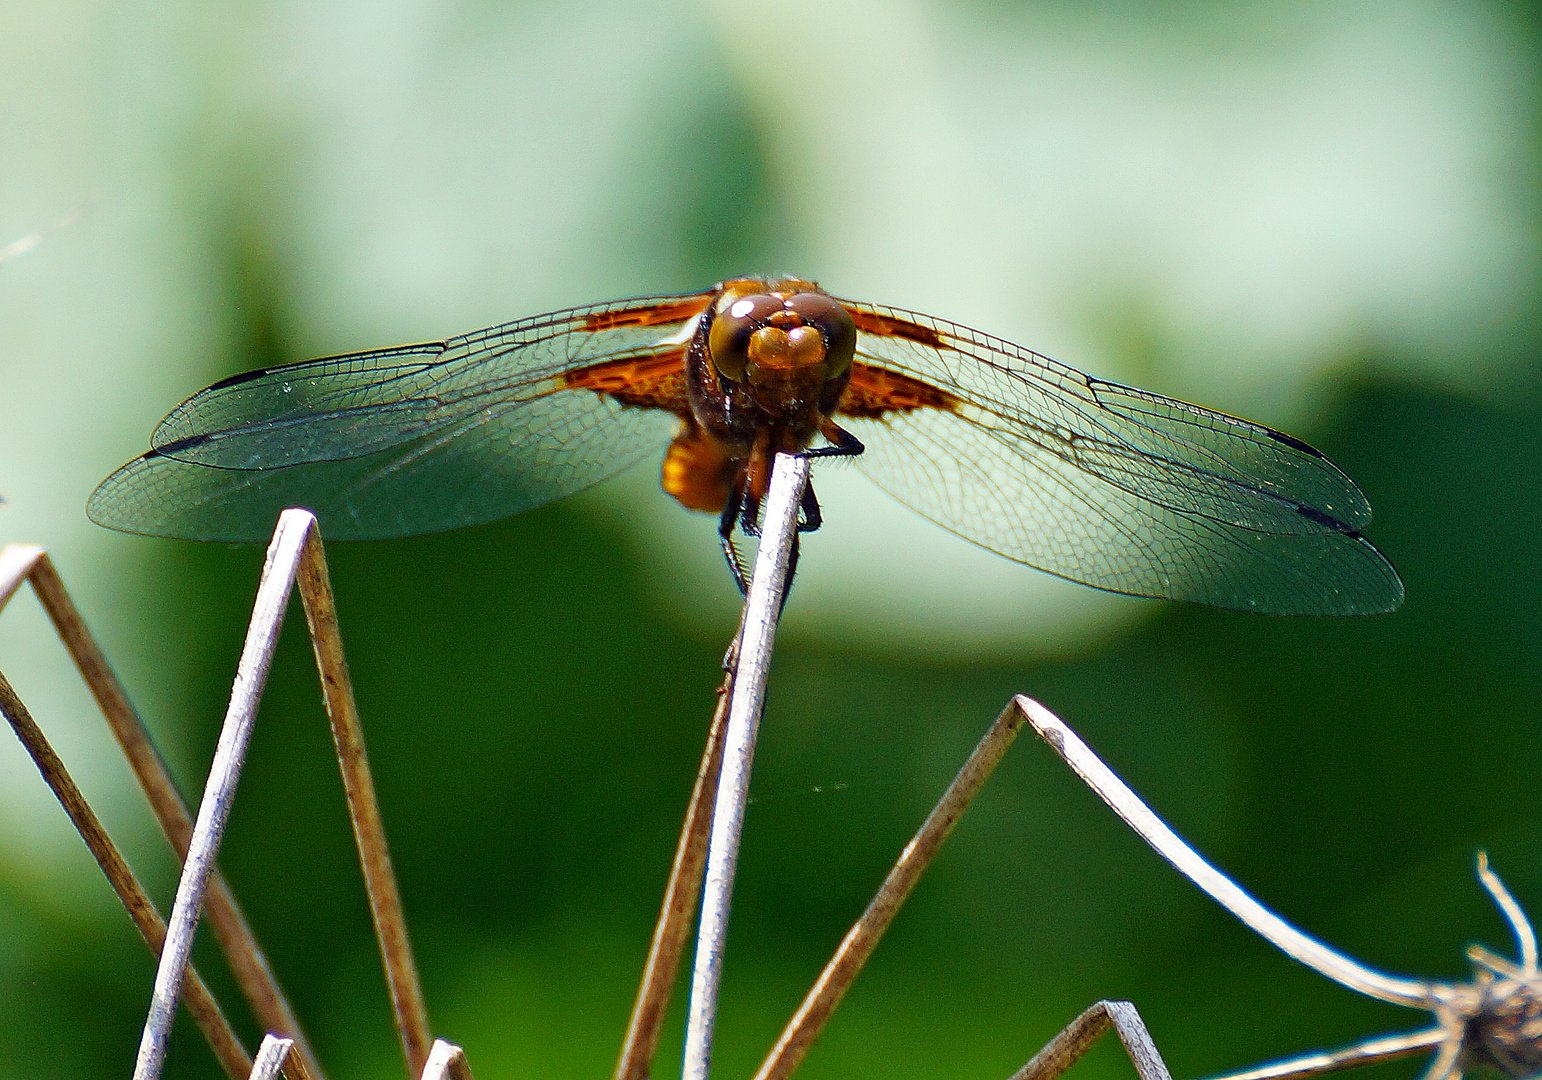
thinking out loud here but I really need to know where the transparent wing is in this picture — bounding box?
[89,292,712,541]
[90,397,685,541]
[837,299,1403,615]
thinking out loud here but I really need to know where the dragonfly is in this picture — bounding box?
[88,275,1404,615]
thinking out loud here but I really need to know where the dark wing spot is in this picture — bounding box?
[200,343,441,393]
[1264,426,1326,457]
[1295,503,1359,535]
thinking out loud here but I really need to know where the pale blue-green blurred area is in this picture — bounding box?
[1,1,1539,1079]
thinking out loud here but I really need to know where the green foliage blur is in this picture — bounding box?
[1,2,1539,1079]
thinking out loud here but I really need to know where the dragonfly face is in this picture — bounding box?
[698,277,856,432]
[89,276,1405,615]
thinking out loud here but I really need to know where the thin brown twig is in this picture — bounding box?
[420,1039,477,1080]
[249,1035,322,1080]
[135,514,318,1079]
[752,699,1026,1080]
[294,522,431,1077]
[0,543,323,1077]
[1201,1029,1444,1080]
[0,667,253,1079]
[613,662,736,1080]
[1007,1000,1173,1080]
[131,509,431,1079]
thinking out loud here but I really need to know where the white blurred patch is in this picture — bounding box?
[707,0,1533,406]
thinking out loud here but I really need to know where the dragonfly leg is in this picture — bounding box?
[776,533,801,618]
[803,421,864,460]
[789,421,859,535]
[718,487,751,596]
[795,480,823,534]
[718,467,804,614]
[720,425,851,604]
[738,489,765,540]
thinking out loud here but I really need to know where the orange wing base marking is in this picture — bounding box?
[563,348,691,414]
[840,362,960,419]
[847,307,948,350]
[581,295,712,332]
[564,345,734,514]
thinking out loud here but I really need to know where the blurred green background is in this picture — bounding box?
[2,1,1540,1078]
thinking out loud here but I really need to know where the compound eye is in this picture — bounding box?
[787,293,857,377]
[708,293,782,382]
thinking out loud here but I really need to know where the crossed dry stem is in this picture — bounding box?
[0,519,459,1080]
[0,466,1057,1080]
[1,461,1536,1080]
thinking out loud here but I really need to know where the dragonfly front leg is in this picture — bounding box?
[792,421,861,534]
[722,459,807,614]
[804,421,864,461]
[718,487,751,597]
[796,481,822,534]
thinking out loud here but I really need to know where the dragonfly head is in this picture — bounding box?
[708,280,856,400]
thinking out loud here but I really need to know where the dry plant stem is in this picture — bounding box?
[252,996,464,1080]
[133,517,314,1080]
[0,544,322,1078]
[421,1039,477,1080]
[1200,1028,1445,1080]
[294,521,432,1077]
[683,452,810,1080]
[249,1036,321,1080]
[1018,696,1433,1009]
[613,667,734,1080]
[0,668,253,1080]
[1024,699,1542,1080]
[1477,851,1539,971]
[753,701,1027,1080]
[1417,1037,1463,1080]
[1007,1001,1173,1080]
